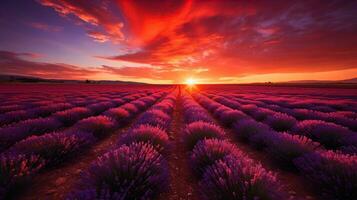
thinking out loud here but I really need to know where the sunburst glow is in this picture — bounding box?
[185,78,197,86]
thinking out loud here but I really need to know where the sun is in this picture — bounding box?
[185,78,197,86]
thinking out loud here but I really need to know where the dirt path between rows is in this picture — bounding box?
[159,88,200,200]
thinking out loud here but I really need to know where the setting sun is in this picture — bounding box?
[185,78,197,86]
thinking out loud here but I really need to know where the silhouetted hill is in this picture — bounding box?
[282,78,357,84]
[0,74,146,84]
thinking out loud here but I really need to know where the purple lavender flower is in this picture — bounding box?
[136,109,171,129]
[333,111,357,119]
[200,154,285,200]
[8,130,95,166]
[293,120,353,149]
[265,132,320,169]
[31,103,72,117]
[130,100,147,110]
[264,112,297,132]
[323,112,357,131]
[183,121,225,150]
[294,151,357,199]
[118,125,169,154]
[71,142,169,199]
[212,106,231,118]
[0,153,44,199]
[0,110,35,126]
[218,109,248,127]
[290,108,322,120]
[190,139,238,177]
[0,105,24,114]
[232,119,271,141]
[140,96,156,105]
[74,116,115,138]
[87,102,115,115]
[249,130,277,151]
[183,102,212,123]
[251,108,276,121]
[240,104,258,115]
[53,107,92,126]
[121,103,139,114]
[104,107,130,125]
[0,117,63,152]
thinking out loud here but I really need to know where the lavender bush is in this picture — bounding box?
[232,119,271,142]
[251,108,276,122]
[53,107,92,126]
[118,125,169,154]
[294,151,357,199]
[104,108,130,125]
[136,109,171,129]
[200,154,285,200]
[264,112,297,132]
[70,142,169,199]
[249,130,277,151]
[0,110,35,126]
[8,130,95,166]
[190,139,238,177]
[218,110,248,127]
[183,121,225,150]
[0,154,44,199]
[0,117,63,152]
[131,100,147,111]
[74,116,115,138]
[87,102,115,115]
[265,132,319,169]
[121,103,139,114]
[293,120,353,149]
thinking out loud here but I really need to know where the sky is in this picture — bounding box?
[0,0,357,84]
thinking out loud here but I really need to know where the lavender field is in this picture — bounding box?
[0,84,356,200]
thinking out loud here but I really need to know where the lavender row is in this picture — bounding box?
[0,92,153,152]
[0,90,169,199]
[204,93,357,153]
[68,91,177,199]
[181,92,286,200]
[221,91,357,113]
[194,92,357,199]
[218,92,357,131]
[0,91,141,126]
[0,91,131,114]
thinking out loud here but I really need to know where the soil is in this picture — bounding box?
[159,89,201,200]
